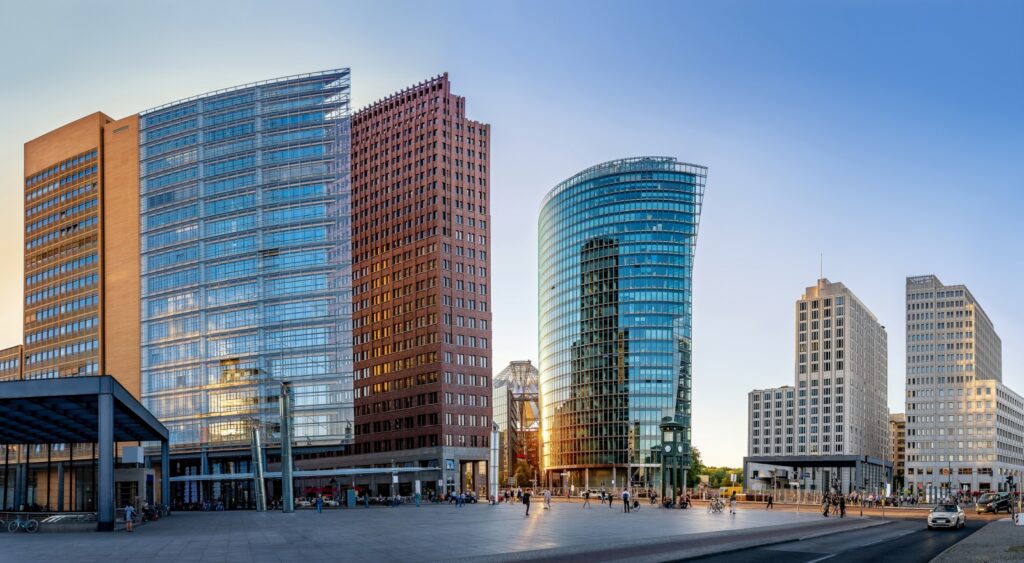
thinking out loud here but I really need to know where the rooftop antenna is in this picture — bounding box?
[819,253,823,281]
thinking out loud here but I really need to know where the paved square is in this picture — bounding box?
[1,502,839,562]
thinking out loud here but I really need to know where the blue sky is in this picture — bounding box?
[0,0,1020,466]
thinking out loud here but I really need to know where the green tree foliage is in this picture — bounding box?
[513,460,535,486]
[687,446,705,488]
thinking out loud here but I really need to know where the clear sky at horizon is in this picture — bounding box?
[0,0,1020,467]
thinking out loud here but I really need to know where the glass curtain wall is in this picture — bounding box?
[139,70,354,455]
[538,157,706,490]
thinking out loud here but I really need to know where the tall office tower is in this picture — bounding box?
[350,75,492,497]
[493,360,540,486]
[538,157,706,492]
[904,275,1023,500]
[137,70,354,504]
[889,413,906,485]
[795,279,888,460]
[22,113,141,394]
[744,278,889,494]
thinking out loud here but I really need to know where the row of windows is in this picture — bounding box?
[26,253,97,288]
[26,216,97,250]
[26,149,97,189]
[26,273,98,305]
[25,338,98,365]
[26,197,97,234]
[26,182,96,218]
[33,294,98,322]
[26,315,98,345]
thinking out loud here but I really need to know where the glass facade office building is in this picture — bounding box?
[138,71,355,495]
[538,157,705,490]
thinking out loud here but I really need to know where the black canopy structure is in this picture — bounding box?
[0,375,169,531]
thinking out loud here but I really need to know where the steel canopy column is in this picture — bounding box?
[56,462,65,512]
[280,382,294,513]
[97,392,115,531]
[161,440,170,511]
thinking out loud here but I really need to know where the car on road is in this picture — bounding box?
[928,504,966,530]
[976,492,1012,514]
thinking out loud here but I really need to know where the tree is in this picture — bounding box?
[513,460,535,486]
[687,446,705,488]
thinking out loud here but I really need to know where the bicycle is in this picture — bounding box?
[708,498,725,514]
[7,516,39,533]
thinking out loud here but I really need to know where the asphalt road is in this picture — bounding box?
[686,518,985,563]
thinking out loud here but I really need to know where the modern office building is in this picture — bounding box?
[0,346,23,382]
[136,70,355,506]
[748,386,795,457]
[349,74,492,497]
[745,386,796,492]
[494,360,540,486]
[537,157,706,492]
[22,112,141,394]
[744,278,891,494]
[903,275,1024,499]
[889,413,906,486]
[7,113,144,512]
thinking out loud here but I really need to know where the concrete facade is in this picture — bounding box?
[745,278,890,494]
[904,274,1023,499]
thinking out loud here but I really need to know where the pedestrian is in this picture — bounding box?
[124,502,135,532]
[623,489,631,513]
[766,494,773,510]
[523,489,532,516]
[608,490,615,509]
[583,490,591,509]
[544,489,552,510]
[729,491,737,515]
[316,494,323,513]
[839,495,846,518]
[364,492,369,508]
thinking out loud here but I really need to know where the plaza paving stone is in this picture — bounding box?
[0,502,879,562]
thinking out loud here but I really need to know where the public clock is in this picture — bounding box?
[677,445,684,454]
[663,444,672,453]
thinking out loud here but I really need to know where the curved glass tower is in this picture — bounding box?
[138,70,354,472]
[538,157,705,491]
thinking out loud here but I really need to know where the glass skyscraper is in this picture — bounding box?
[538,157,706,491]
[138,70,354,498]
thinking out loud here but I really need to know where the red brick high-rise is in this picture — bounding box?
[350,74,492,496]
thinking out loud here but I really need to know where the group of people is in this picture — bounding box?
[820,492,848,518]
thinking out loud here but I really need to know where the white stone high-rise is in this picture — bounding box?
[904,275,1024,500]
[745,278,890,493]
[794,279,888,460]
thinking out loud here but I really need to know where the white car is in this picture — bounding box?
[927,503,966,530]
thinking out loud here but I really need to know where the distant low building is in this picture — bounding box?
[494,361,539,486]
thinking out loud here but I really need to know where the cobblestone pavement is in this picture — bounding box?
[0,502,876,562]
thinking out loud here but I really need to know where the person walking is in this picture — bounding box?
[124,502,135,532]
[523,489,532,516]
[766,494,774,510]
[839,495,846,518]
[729,491,737,515]
[316,494,324,513]
[544,489,552,510]
[583,490,591,509]
[623,489,631,513]
[608,489,615,509]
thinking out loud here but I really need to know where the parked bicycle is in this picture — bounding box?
[7,516,39,533]
[708,498,725,514]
